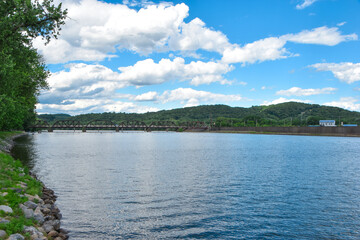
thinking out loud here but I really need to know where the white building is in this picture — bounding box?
[319,120,336,127]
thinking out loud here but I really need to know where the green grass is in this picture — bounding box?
[0,131,22,141]
[0,132,43,237]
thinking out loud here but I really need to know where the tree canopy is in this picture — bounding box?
[38,102,360,127]
[0,0,67,130]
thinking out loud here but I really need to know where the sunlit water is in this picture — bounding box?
[12,131,360,239]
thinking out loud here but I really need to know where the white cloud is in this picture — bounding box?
[159,88,243,107]
[37,87,245,114]
[276,87,337,96]
[34,1,231,64]
[133,91,158,101]
[117,57,233,86]
[323,97,360,111]
[296,0,318,10]
[36,99,159,114]
[48,63,128,91]
[310,62,360,84]
[46,58,232,97]
[34,0,357,65]
[38,59,234,114]
[284,26,357,46]
[262,97,311,106]
[222,26,357,64]
[222,37,289,64]
[35,1,190,63]
[168,17,231,54]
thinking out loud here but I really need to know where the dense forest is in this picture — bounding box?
[0,0,66,130]
[38,102,360,127]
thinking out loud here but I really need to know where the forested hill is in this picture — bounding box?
[38,102,360,126]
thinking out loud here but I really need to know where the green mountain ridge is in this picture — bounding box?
[37,102,360,127]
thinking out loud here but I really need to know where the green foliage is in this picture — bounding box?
[0,0,67,130]
[37,113,71,123]
[0,150,42,236]
[40,102,360,127]
[0,216,33,235]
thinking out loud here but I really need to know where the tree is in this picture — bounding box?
[0,0,67,130]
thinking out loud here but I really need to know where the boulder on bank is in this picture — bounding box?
[0,230,6,238]
[19,204,34,219]
[7,233,24,240]
[24,201,37,210]
[0,205,13,213]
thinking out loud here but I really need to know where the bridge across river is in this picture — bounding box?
[31,120,209,132]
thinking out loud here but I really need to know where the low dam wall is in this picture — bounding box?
[211,126,360,137]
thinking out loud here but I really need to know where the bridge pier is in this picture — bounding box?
[116,127,119,132]
[82,127,86,132]
[48,128,53,132]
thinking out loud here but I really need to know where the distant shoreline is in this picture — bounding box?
[207,126,360,137]
[31,126,360,137]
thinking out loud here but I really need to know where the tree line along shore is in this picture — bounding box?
[38,102,360,128]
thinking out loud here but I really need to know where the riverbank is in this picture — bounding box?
[209,126,360,137]
[0,132,68,240]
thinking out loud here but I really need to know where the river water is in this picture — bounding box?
[12,131,360,239]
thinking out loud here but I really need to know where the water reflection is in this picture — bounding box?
[12,132,360,239]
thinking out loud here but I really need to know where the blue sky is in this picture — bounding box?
[34,0,360,115]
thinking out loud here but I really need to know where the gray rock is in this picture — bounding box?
[47,230,58,238]
[0,217,10,224]
[44,204,52,209]
[42,219,60,232]
[41,207,50,215]
[33,207,45,224]
[0,205,12,213]
[23,226,43,237]
[0,230,6,238]
[19,204,34,219]
[24,208,34,219]
[24,201,37,210]
[7,233,24,240]
[41,222,54,233]
[34,212,45,225]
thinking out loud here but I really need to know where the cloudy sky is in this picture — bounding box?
[35,0,360,115]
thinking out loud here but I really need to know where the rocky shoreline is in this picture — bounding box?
[0,133,68,240]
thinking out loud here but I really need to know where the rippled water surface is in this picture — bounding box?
[12,132,360,239]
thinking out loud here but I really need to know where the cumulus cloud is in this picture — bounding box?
[284,26,358,46]
[323,97,360,111]
[133,91,158,101]
[117,57,233,86]
[46,58,232,97]
[35,0,190,63]
[222,37,289,64]
[33,0,357,65]
[37,87,245,114]
[168,18,231,54]
[276,87,337,96]
[34,0,232,64]
[159,88,243,107]
[262,98,311,106]
[296,0,318,10]
[310,62,360,84]
[37,58,236,114]
[36,99,159,114]
[222,26,357,64]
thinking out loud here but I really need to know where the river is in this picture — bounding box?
[12,131,360,239]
